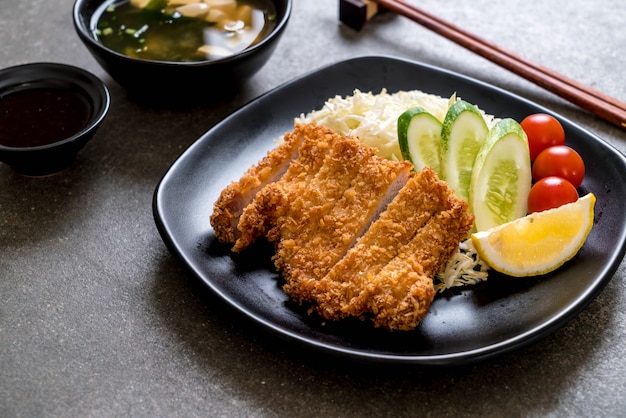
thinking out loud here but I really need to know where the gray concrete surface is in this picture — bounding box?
[2,1,625,416]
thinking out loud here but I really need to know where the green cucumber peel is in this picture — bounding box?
[397,107,443,176]
[470,118,532,232]
[440,100,489,202]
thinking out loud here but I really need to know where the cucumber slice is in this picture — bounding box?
[397,107,443,175]
[440,100,489,202]
[470,118,532,232]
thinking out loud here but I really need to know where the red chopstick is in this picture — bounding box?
[374,0,626,130]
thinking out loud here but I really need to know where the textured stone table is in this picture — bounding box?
[2,1,625,416]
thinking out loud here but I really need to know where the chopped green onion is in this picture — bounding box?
[134,24,149,38]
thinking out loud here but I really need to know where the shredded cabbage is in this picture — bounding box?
[296,89,455,160]
[434,239,490,292]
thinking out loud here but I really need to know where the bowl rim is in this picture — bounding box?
[72,0,293,67]
[0,62,111,152]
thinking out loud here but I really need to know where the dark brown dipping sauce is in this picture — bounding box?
[0,87,91,148]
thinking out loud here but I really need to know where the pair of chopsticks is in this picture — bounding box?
[373,0,626,130]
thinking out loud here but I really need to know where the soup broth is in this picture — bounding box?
[94,0,277,62]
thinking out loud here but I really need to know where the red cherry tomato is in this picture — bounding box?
[520,113,566,161]
[532,145,585,188]
[527,176,579,213]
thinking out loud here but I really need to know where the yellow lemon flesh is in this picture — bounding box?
[471,193,595,277]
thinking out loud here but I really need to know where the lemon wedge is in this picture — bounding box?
[471,193,596,277]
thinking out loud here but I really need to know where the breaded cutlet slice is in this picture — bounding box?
[311,167,448,318]
[210,125,305,243]
[267,131,382,251]
[278,153,412,305]
[240,129,394,259]
[364,200,473,330]
[232,123,337,252]
[312,167,474,331]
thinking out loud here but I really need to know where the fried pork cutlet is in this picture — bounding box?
[312,167,474,331]
[267,134,386,261]
[210,126,305,243]
[276,157,412,304]
[232,123,342,252]
[210,122,474,331]
[213,123,335,247]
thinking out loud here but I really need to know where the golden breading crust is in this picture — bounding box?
[232,123,337,252]
[364,202,473,330]
[210,126,305,243]
[311,167,474,331]
[277,152,412,305]
[311,168,446,317]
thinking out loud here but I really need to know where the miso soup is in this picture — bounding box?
[94,0,277,62]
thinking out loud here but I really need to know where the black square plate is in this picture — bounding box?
[153,56,626,366]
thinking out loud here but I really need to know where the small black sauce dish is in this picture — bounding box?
[0,62,110,176]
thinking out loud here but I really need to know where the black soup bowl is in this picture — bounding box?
[0,62,110,176]
[72,0,292,101]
